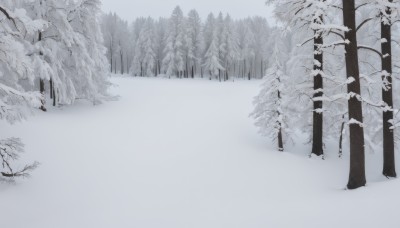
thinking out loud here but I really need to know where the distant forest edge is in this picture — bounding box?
[101,6,272,80]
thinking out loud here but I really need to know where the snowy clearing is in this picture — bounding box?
[0,76,399,228]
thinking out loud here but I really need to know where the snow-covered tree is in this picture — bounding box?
[162,6,186,78]
[0,2,42,178]
[203,33,224,80]
[251,41,291,152]
[131,18,157,76]
[185,9,202,78]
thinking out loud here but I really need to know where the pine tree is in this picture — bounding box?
[251,42,291,152]
[162,6,185,78]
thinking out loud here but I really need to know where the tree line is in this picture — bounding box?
[252,0,400,189]
[101,6,272,80]
[0,0,109,179]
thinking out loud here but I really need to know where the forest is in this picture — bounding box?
[1,0,400,227]
[101,0,400,190]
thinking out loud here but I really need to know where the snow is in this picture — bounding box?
[1,75,400,228]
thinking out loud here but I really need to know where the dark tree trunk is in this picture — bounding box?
[277,90,283,152]
[158,60,161,76]
[120,50,124,74]
[343,0,366,190]
[114,59,117,74]
[244,59,246,78]
[110,40,113,73]
[49,78,53,99]
[339,114,346,158]
[126,55,129,74]
[311,30,324,157]
[52,86,56,107]
[381,3,396,178]
[261,59,264,78]
[39,79,46,112]
[38,31,46,112]
[192,65,194,78]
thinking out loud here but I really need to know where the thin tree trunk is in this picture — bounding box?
[49,78,53,99]
[120,50,124,74]
[110,40,113,73]
[38,31,46,112]
[311,29,324,157]
[277,89,284,152]
[343,0,366,190]
[339,114,346,158]
[261,59,264,78]
[114,59,117,74]
[52,85,56,107]
[381,3,396,178]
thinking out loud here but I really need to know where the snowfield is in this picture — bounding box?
[1,76,400,228]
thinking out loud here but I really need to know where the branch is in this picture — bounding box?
[358,45,382,58]
[0,6,16,26]
[356,3,369,11]
[357,17,375,32]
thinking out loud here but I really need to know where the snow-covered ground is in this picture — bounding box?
[1,76,399,228]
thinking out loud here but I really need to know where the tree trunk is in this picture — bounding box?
[381,3,396,178]
[192,65,194,78]
[343,0,366,190]
[49,78,53,99]
[39,79,46,112]
[110,40,113,73]
[120,50,124,74]
[277,90,283,152]
[339,114,346,158]
[261,59,264,78]
[38,31,46,112]
[311,30,324,157]
[114,59,117,74]
[52,85,56,107]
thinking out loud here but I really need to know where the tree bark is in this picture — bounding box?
[49,78,53,99]
[120,50,124,74]
[38,31,46,112]
[114,59,117,74]
[381,2,396,178]
[53,86,56,107]
[343,0,366,190]
[339,115,345,158]
[39,79,46,112]
[311,30,324,157]
[278,89,284,152]
[110,40,113,73]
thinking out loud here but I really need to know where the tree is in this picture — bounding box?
[203,33,224,80]
[269,0,334,157]
[186,9,202,78]
[342,0,366,189]
[378,0,397,178]
[251,41,291,151]
[221,14,240,81]
[162,6,185,78]
[0,2,41,178]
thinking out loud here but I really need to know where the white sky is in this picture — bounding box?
[100,0,276,25]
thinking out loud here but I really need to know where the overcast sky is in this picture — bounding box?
[100,0,276,25]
